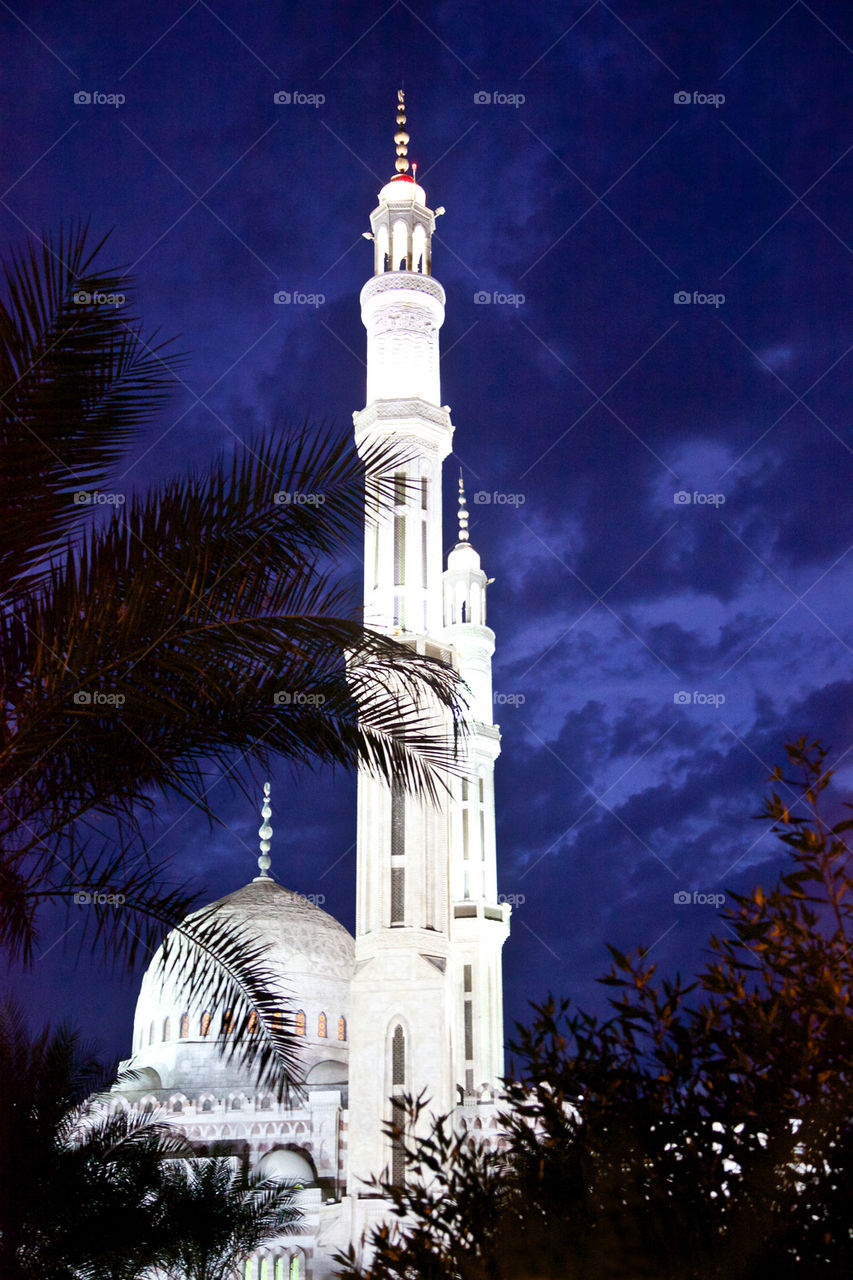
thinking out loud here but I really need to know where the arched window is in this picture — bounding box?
[392,219,407,271]
[222,1009,234,1036]
[247,1010,259,1034]
[295,1010,306,1036]
[376,223,389,274]
[392,1024,405,1085]
[200,1010,212,1037]
[259,1260,270,1280]
[271,1010,284,1033]
[172,1099,183,1113]
[179,1012,189,1038]
[289,1256,301,1280]
[338,1015,346,1042]
[413,223,426,274]
[318,1012,327,1038]
[162,1017,170,1042]
[232,1096,242,1111]
[275,1260,285,1280]
[244,1260,254,1280]
[148,1021,154,1046]
[202,1098,213,1112]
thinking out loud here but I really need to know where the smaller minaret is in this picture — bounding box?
[443,477,509,1098]
[254,782,273,881]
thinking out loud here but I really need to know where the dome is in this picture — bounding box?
[126,876,354,1092]
[204,877,354,985]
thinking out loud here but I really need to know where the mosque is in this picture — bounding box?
[114,92,510,1279]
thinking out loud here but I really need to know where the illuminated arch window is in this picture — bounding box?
[338,1015,346,1042]
[318,1012,327,1038]
[222,1009,235,1036]
[413,223,427,274]
[271,1010,284,1033]
[295,1010,306,1036]
[260,1260,270,1280]
[275,1260,285,1280]
[244,1259,254,1280]
[200,1010,212,1037]
[289,1256,301,1280]
[162,1017,170,1042]
[392,219,407,271]
[179,1013,189,1038]
[247,1010,259,1034]
[376,223,389,274]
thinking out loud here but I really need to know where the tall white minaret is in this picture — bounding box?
[345,93,508,1204]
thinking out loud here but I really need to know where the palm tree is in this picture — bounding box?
[153,1159,301,1280]
[0,998,298,1280]
[0,223,467,1084]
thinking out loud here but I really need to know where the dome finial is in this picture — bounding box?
[256,782,273,880]
[394,88,410,174]
[458,469,470,543]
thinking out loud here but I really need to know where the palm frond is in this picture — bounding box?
[0,221,182,593]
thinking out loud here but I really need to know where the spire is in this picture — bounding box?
[394,88,410,173]
[457,470,470,543]
[256,781,273,880]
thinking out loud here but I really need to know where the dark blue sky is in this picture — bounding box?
[3,0,852,1065]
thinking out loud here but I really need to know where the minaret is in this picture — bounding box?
[346,94,508,1203]
[442,478,509,1097]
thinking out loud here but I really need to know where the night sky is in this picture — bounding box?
[3,1,852,1068]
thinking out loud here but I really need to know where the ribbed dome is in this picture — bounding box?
[203,877,354,984]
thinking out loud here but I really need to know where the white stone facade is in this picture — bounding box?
[115,99,509,1280]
